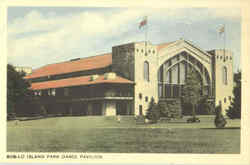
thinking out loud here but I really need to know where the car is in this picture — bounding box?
[187,117,200,123]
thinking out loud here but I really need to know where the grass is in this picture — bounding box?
[7,116,241,153]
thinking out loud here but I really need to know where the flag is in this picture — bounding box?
[218,25,225,35]
[139,16,147,29]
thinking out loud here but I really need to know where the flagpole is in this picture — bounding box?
[139,16,148,55]
[224,24,226,61]
[145,16,148,56]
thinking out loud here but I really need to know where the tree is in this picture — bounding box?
[226,71,241,119]
[146,97,160,123]
[7,64,31,115]
[181,68,202,118]
[214,105,227,128]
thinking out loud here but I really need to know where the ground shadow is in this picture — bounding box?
[201,127,240,130]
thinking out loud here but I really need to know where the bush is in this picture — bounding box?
[146,97,160,123]
[226,102,241,119]
[159,99,182,118]
[226,71,241,119]
[214,105,227,128]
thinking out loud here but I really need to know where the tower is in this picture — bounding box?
[210,49,234,115]
[112,41,158,115]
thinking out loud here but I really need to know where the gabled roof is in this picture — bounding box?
[25,40,210,80]
[182,39,212,58]
[25,53,112,79]
[31,74,134,90]
[157,41,176,51]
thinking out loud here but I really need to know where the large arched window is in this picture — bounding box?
[222,66,227,85]
[144,61,150,81]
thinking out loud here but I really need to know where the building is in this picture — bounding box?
[24,39,233,116]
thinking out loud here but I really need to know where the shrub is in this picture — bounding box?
[159,100,182,118]
[158,102,169,117]
[146,97,160,123]
[214,105,227,128]
[226,71,241,119]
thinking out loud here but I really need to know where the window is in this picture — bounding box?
[158,84,163,98]
[145,96,148,102]
[141,49,144,53]
[152,50,155,54]
[139,105,143,115]
[224,97,227,103]
[144,61,150,81]
[139,93,142,99]
[64,88,69,96]
[222,66,228,85]
[165,84,171,98]
[173,85,179,98]
[229,96,232,101]
[119,90,123,97]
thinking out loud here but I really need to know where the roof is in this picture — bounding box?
[25,53,112,79]
[157,41,175,51]
[31,75,134,90]
[25,41,176,80]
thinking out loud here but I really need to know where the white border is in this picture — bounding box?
[1,0,250,164]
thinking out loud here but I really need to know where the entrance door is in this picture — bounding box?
[116,101,127,115]
[139,105,143,115]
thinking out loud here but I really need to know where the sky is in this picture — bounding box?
[7,7,241,72]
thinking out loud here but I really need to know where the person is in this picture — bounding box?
[117,115,121,123]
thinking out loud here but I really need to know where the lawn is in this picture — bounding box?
[7,116,241,153]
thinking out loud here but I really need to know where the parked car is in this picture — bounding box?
[187,117,200,123]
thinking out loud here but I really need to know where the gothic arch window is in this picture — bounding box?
[144,61,150,81]
[223,66,228,85]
